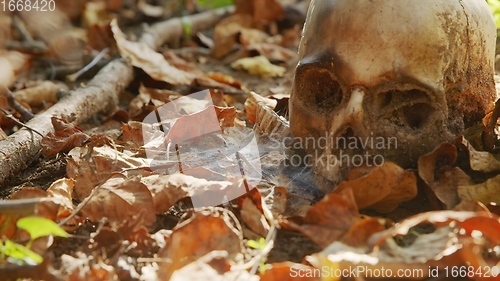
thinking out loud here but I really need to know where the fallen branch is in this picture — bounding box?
[0,6,235,187]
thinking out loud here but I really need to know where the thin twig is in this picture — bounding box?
[3,86,35,121]
[66,48,110,82]
[0,107,42,137]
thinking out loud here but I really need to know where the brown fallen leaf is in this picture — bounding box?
[19,9,86,65]
[247,43,296,62]
[67,142,150,200]
[335,162,417,213]
[307,228,457,281]
[0,51,30,95]
[457,135,500,173]
[211,14,254,59]
[141,173,233,214]
[457,175,500,207]
[111,19,195,85]
[309,211,500,281]
[235,0,285,23]
[0,12,11,48]
[170,251,258,281]
[245,92,277,124]
[236,188,272,238]
[205,72,245,90]
[129,84,182,118]
[239,28,270,46]
[339,217,390,248]
[41,117,90,158]
[0,127,6,140]
[418,142,473,209]
[80,174,156,227]
[282,188,360,248]
[158,212,242,280]
[46,178,75,220]
[231,55,286,78]
[260,262,320,281]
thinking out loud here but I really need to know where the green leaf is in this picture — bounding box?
[197,0,233,9]
[0,239,43,265]
[16,217,68,240]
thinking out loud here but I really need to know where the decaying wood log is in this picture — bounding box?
[0,7,235,187]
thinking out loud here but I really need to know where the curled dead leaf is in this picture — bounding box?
[282,188,360,248]
[141,173,233,214]
[418,142,474,209]
[158,212,242,280]
[457,175,500,207]
[67,143,150,200]
[335,162,417,213]
[231,56,286,78]
[111,19,195,85]
[245,92,277,124]
[457,136,500,173]
[80,174,156,227]
[42,117,89,158]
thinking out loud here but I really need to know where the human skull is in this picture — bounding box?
[289,0,496,189]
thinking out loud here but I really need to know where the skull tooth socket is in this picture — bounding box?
[290,0,496,190]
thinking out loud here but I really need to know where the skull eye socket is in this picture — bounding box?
[378,89,429,108]
[296,67,343,112]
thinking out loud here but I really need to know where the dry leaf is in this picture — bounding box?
[141,173,233,214]
[418,142,473,209]
[19,9,86,65]
[231,56,286,78]
[67,143,150,200]
[260,262,319,281]
[237,188,271,238]
[129,84,182,118]
[0,127,6,140]
[340,217,389,248]
[239,28,270,46]
[247,43,296,62]
[245,92,277,123]
[335,162,417,213]
[122,121,145,145]
[235,0,285,23]
[457,136,500,173]
[458,175,500,206]
[158,212,242,280]
[170,251,258,281]
[0,12,12,48]
[282,188,360,248]
[205,72,244,90]
[211,14,254,59]
[0,51,30,94]
[111,19,195,85]
[42,117,90,158]
[80,174,156,226]
[309,211,500,280]
[46,178,75,220]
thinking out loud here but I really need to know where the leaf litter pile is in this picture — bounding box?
[1,0,500,280]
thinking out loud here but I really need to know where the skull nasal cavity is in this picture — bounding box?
[298,69,342,111]
[402,103,435,129]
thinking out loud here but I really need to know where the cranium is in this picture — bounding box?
[289,0,496,189]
